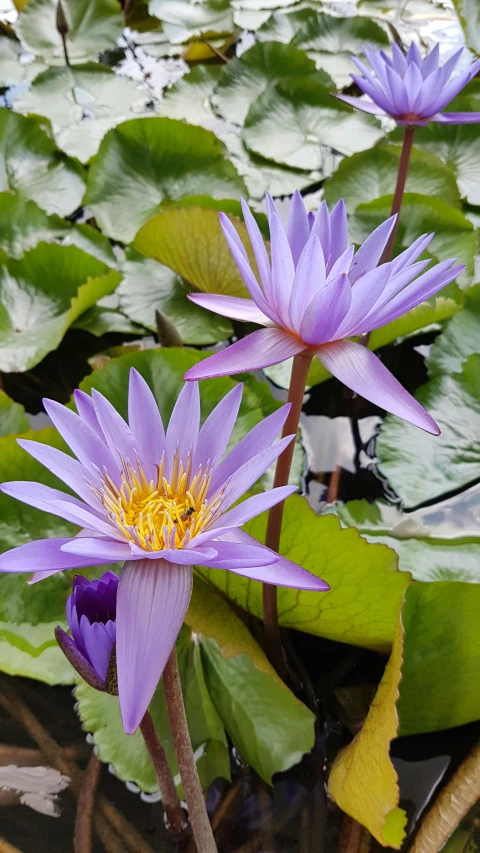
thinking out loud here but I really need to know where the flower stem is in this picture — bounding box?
[139,710,186,834]
[379,125,416,265]
[263,351,313,671]
[163,648,218,853]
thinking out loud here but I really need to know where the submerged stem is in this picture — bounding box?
[163,648,218,853]
[139,711,186,834]
[263,351,313,671]
[379,125,416,265]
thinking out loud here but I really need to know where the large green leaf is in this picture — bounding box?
[75,628,230,794]
[15,0,124,63]
[0,37,46,85]
[0,243,121,371]
[117,251,233,344]
[13,63,152,163]
[243,78,383,171]
[0,109,85,216]
[148,0,233,43]
[84,118,246,242]
[398,582,480,735]
[156,65,223,125]
[350,193,477,288]
[324,144,461,212]
[428,291,480,378]
[212,41,332,125]
[452,0,480,52]
[0,193,69,259]
[0,390,29,436]
[377,355,480,508]
[199,494,408,652]
[335,496,480,583]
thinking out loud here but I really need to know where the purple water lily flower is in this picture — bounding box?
[335,43,480,125]
[184,192,464,434]
[55,572,118,692]
[0,370,327,733]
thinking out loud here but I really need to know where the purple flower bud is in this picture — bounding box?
[55,571,118,691]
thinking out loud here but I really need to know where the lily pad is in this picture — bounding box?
[0,37,46,86]
[243,78,383,171]
[199,494,408,653]
[157,64,223,125]
[84,117,246,242]
[13,63,152,163]
[0,109,85,217]
[377,355,480,508]
[117,251,233,345]
[324,144,461,213]
[148,0,233,43]
[0,242,121,371]
[15,0,124,64]
[453,0,480,52]
[0,193,69,259]
[0,390,29,435]
[428,291,480,378]
[212,41,332,125]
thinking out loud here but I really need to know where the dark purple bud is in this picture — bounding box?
[56,571,119,690]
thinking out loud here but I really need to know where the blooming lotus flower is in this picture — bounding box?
[336,43,480,125]
[185,192,464,434]
[0,370,327,733]
[55,572,118,692]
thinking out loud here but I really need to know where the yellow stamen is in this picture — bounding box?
[95,451,224,552]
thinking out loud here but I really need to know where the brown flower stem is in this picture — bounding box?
[163,648,218,853]
[410,740,480,853]
[263,351,313,671]
[139,711,186,834]
[379,125,416,265]
[74,754,101,853]
[0,685,151,853]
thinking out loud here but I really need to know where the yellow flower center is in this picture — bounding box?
[95,451,223,551]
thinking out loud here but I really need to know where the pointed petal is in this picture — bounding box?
[350,216,396,281]
[0,481,117,536]
[310,200,331,261]
[423,43,440,77]
[202,539,277,569]
[73,390,103,438]
[266,193,296,323]
[434,111,480,124]
[165,382,200,471]
[406,41,422,67]
[183,328,305,380]
[391,43,407,75]
[328,199,349,267]
[17,439,101,509]
[81,618,115,683]
[439,47,463,80]
[128,368,166,482]
[116,559,192,734]
[92,390,138,465]
[334,93,385,115]
[351,72,394,115]
[384,65,409,115]
[286,190,310,266]
[210,485,297,532]
[429,59,480,113]
[188,293,270,325]
[0,537,105,573]
[194,383,243,470]
[335,264,393,338]
[240,199,272,298]
[43,399,119,483]
[316,340,439,434]
[208,403,291,495]
[390,233,434,274]
[220,435,294,510]
[300,273,352,344]
[54,627,105,690]
[220,213,275,319]
[60,538,135,560]
[288,235,326,331]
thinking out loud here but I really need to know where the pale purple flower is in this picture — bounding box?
[336,43,480,125]
[0,370,327,733]
[55,572,118,692]
[185,192,464,434]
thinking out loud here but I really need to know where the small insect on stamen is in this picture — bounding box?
[180,507,195,522]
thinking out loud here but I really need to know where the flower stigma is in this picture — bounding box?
[94,449,224,551]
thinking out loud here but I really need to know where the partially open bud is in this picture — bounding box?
[55,572,118,692]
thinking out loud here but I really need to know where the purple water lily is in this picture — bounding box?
[336,43,480,125]
[0,370,327,733]
[185,192,464,434]
[55,572,118,692]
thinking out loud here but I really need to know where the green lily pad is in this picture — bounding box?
[243,78,383,171]
[15,0,124,64]
[350,193,476,288]
[61,222,118,267]
[199,494,408,653]
[84,117,246,242]
[335,495,480,583]
[212,41,332,125]
[398,581,480,735]
[0,109,85,217]
[0,390,29,436]
[148,0,233,43]
[453,0,480,52]
[13,63,152,163]
[377,354,480,508]
[117,252,233,345]
[157,65,223,125]
[0,242,121,371]
[73,293,146,337]
[0,37,46,86]
[0,193,69,259]
[324,144,461,213]
[428,291,480,378]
